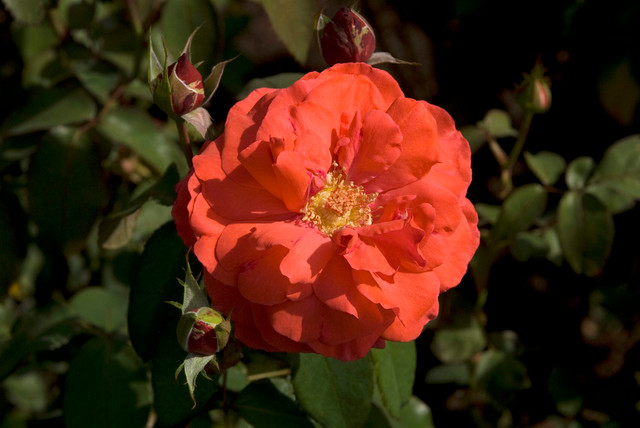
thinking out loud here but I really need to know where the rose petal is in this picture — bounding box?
[266,296,324,343]
[433,198,480,291]
[237,246,290,305]
[280,229,335,284]
[364,97,440,193]
[336,228,396,275]
[347,109,403,184]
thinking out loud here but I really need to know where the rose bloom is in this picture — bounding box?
[173,63,479,361]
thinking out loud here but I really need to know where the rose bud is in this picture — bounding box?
[516,64,552,114]
[319,7,376,65]
[177,307,231,355]
[155,53,205,117]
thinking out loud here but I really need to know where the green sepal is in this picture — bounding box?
[183,352,217,407]
[179,254,209,315]
[203,56,238,106]
[148,34,176,119]
[176,311,198,351]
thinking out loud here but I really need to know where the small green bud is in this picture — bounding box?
[177,307,230,355]
[516,62,552,114]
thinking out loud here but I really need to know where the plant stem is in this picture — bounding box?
[246,368,292,382]
[176,118,193,169]
[500,111,534,197]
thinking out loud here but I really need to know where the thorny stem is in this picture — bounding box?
[500,111,534,198]
[177,118,194,169]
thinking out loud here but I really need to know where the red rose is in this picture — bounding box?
[173,63,479,361]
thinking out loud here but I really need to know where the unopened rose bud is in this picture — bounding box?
[516,64,552,114]
[319,8,376,66]
[177,307,231,355]
[155,53,205,117]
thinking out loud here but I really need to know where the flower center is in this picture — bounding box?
[302,166,377,235]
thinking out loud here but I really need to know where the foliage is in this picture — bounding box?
[1,0,639,427]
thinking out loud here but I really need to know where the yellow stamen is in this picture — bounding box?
[302,165,377,235]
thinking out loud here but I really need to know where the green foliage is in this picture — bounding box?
[232,379,313,428]
[128,221,187,362]
[371,341,416,418]
[292,353,374,428]
[28,126,108,252]
[63,337,151,428]
[256,0,316,64]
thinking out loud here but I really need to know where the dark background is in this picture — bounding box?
[1,0,640,426]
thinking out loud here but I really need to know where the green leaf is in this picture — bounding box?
[257,0,315,64]
[101,27,141,76]
[27,126,107,253]
[490,184,547,247]
[2,371,48,413]
[557,191,614,276]
[12,21,59,60]
[587,134,640,213]
[597,58,640,126]
[524,151,566,186]
[1,0,47,24]
[396,396,435,428]
[128,221,188,361]
[364,396,435,428]
[95,106,185,174]
[425,363,471,385]
[1,87,96,137]
[71,60,122,104]
[233,379,313,428]
[591,135,640,181]
[98,164,180,249]
[292,353,374,428]
[0,310,80,381]
[477,109,518,139]
[69,287,128,332]
[99,209,142,250]
[473,349,530,402]
[565,156,595,190]
[511,229,552,262]
[371,341,416,418]
[63,338,150,428]
[430,316,486,364]
[474,203,500,225]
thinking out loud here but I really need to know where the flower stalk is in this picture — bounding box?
[500,111,534,197]
[176,118,193,169]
